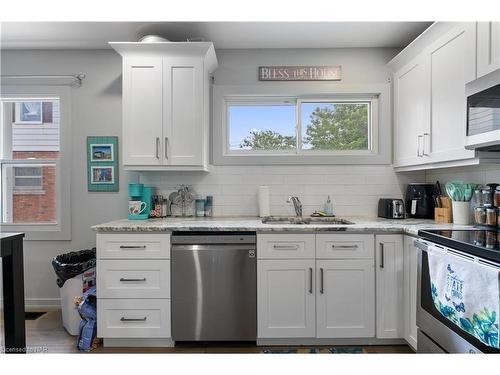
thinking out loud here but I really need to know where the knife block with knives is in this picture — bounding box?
[434,196,452,223]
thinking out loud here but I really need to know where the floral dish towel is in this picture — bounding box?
[427,244,499,348]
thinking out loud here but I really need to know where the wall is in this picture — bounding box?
[0,47,427,307]
[1,50,137,307]
[140,48,425,217]
[426,164,500,188]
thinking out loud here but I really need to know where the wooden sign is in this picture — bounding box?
[258,66,342,81]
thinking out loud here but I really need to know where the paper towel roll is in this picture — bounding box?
[258,186,270,217]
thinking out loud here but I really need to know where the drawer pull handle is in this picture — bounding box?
[119,245,147,249]
[273,244,299,250]
[119,277,147,282]
[332,244,358,249]
[120,317,147,322]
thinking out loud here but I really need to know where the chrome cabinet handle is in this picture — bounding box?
[119,245,146,249]
[308,267,313,294]
[273,244,299,250]
[165,137,168,159]
[120,317,147,322]
[417,135,423,157]
[320,268,324,294]
[423,133,430,156]
[119,277,146,282]
[155,137,160,159]
[380,243,385,269]
[332,244,358,249]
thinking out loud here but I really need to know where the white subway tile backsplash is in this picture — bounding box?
[140,164,414,217]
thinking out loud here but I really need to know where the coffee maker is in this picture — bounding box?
[405,183,435,219]
[128,183,153,220]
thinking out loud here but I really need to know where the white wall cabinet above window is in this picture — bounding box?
[390,22,500,171]
[110,42,218,171]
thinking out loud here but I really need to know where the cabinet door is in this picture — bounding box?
[122,58,163,166]
[477,22,500,78]
[257,259,316,338]
[403,236,418,350]
[163,57,205,166]
[393,55,430,167]
[375,235,404,339]
[316,259,375,338]
[427,24,476,164]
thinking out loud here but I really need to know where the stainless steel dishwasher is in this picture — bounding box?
[171,232,256,341]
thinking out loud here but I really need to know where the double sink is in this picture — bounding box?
[261,216,354,225]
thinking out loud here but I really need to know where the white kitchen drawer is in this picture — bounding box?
[97,233,170,259]
[316,234,374,259]
[97,299,171,338]
[257,233,315,259]
[97,260,170,299]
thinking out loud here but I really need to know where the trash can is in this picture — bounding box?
[52,249,96,336]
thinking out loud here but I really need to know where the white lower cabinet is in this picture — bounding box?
[257,233,376,340]
[375,235,404,339]
[403,235,419,350]
[257,259,316,338]
[316,259,375,338]
[96,233,172,346]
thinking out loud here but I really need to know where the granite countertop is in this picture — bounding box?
[91,216,473,236]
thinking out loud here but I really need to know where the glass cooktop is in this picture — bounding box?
[418,229,500,264]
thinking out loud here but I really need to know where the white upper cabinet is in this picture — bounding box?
[393,55,430,167]
[427,24,476,164]
[110,42,218,171]
[477,22,500,78]
[390,22,486,171]
[122,58,163,166]
[375,235,404,339]
[163,58,205,166]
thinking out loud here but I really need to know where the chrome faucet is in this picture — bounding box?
[287,196,303,217]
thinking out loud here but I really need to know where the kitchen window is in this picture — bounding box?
[213,84,390,165]
[226,98,373,155]
[0,85,71,240]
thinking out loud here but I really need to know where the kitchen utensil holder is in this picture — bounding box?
[434,197,453,223]
[451,201,470,225]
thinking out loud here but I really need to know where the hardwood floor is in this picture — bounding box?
[2,310,414,354]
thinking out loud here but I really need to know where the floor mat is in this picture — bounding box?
[262,347,365,354]
[25,311,47,320]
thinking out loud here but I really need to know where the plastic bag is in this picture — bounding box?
[77,285,97,351]
[52,248,96,288]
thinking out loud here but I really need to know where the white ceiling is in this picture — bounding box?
[0,22,433,50]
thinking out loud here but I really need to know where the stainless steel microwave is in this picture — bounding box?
[465,69,500,149]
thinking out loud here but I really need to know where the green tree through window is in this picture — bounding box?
[238,102,369,151]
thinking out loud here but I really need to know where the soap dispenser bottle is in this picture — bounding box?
[324,196,334,216]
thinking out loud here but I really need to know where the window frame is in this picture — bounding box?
[13,165,44,191]
[213,83,389,165]
[225,96,298,155]
[0,86,71,241]
[14,101,43,124]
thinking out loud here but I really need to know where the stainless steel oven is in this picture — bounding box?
[415,236,500,353]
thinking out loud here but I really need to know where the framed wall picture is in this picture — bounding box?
[87,136,119,192]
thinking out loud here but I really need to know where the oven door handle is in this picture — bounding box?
[414,239,428,252]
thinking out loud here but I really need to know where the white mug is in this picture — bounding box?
[128,200,147,215]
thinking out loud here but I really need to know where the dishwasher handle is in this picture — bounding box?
[172,244,256,251]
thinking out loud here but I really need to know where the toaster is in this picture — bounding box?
[378,199,405,219]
